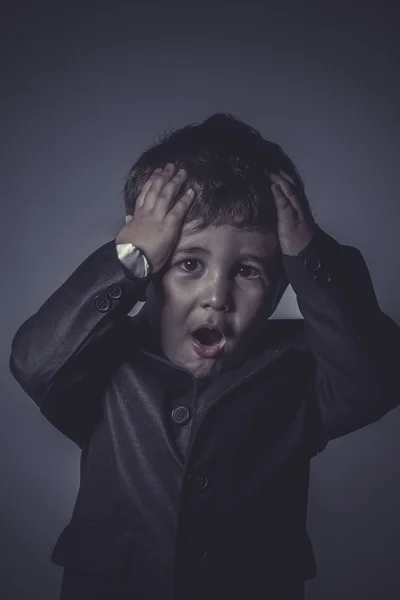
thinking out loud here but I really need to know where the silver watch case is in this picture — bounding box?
[116,243,151,279]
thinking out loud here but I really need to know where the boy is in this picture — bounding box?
[10,112,400,600]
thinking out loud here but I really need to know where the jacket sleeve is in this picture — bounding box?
[9,239,150,448]
[282,225,400,456]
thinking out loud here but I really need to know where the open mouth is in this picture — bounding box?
[191,327,226,358]
[192,327,224,346]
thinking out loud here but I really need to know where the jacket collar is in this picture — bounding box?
[128,303,304,405]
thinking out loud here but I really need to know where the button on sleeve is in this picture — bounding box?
[107,284,123,300]
[93,295,111,312]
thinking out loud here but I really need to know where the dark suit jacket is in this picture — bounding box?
[9,226,400,600]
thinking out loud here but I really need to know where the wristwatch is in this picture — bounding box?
[115,243,152,280]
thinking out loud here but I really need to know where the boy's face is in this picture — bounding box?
[145,222,289,383]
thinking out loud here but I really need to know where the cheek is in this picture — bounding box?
[239,282,266,307]
[161,277,181,307]
[242,297,264,327]
[238,283,277,320]
[162,274,197,305]
[159,279,193,327]
[149,274,183,309]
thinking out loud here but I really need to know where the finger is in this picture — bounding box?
[279,170,296,186]
[271,177,304,218]
[143,163,176,210]
[136,168,163,208]
[271,183,293,212]
[273,171,305,210]
[145,163,181,211]
[270,171,297,188]
[152,168,189,216]
[166,188,196,221]
[270,171,295,186]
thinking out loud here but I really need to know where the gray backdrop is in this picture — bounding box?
[2,1,399,598]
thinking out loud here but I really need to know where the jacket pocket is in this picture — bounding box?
[50,518,132,582]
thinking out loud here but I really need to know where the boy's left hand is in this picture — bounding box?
[270,171,317,256]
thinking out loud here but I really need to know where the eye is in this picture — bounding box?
[179,259,201,273]
[178,258,260,279]
[237,265,260,279]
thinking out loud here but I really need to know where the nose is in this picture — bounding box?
[199,276,233,312]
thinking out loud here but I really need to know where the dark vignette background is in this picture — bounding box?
[1,1,399,598]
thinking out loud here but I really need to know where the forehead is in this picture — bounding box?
[176,223,279,258]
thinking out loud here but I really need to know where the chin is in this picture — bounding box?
[188,357,222,382]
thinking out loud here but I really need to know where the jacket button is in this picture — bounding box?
[313,271,331,286]
[93,295,111,312]
[187,540,208,558]
[189,473,209,491]
[107,284,123,299]
[172,405,191,425]
[304,256,321,272]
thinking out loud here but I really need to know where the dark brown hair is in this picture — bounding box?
[123,112,314,236]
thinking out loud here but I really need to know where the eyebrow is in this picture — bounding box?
[173,246,271,268]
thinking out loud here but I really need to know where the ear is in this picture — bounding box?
[125,215,133,224]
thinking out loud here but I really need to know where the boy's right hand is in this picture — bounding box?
[115,163,196,275]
